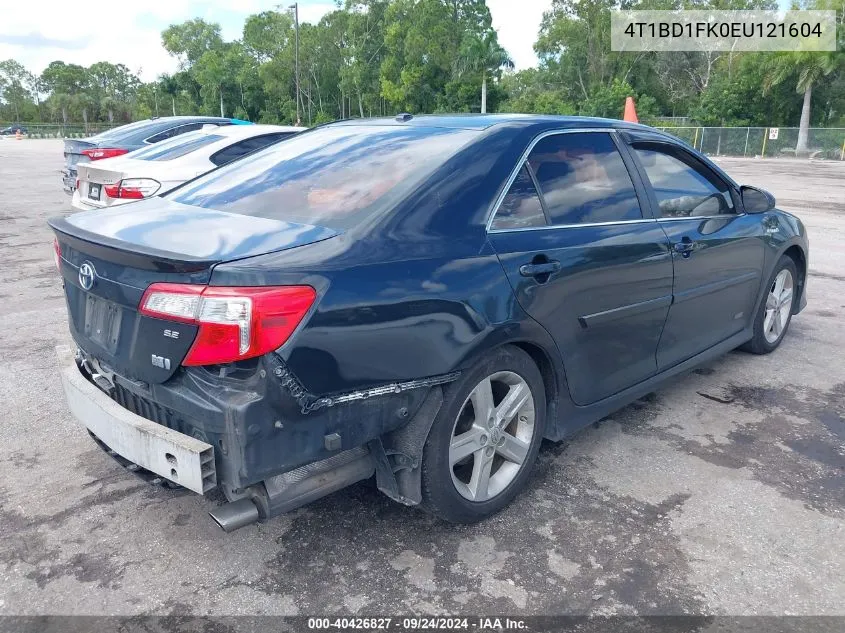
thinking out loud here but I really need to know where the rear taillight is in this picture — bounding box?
[104,178,160,200]
[139,284,316,366]
[53,238,61,272]
[81,147,128,160]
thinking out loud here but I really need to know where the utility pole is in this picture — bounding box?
[289,3,301,126]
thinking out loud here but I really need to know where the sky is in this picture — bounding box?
[0,0,552,81]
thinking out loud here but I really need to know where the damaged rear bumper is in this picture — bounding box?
[57,344,453,528]
[57,345,216,494]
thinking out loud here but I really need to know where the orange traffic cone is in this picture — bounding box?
[623,96,638,123]
[15,129,22,140]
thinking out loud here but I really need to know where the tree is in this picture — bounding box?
[243,11,294,62]
[1,0,842,130]
[0,59,35,121]
[158,74,179,116]
[499,68,575,114]
[536,0,643,102]
[456,31,512,113]
[75,93,95,132]
[194,48,228,117]
[162,19,224,69]
[87,62,140,122]
[40,61,89,128]
[763,52,839,154]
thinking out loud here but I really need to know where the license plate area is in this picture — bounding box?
[62,170,75,192]
[88,183,101,200]
[84,295,122,352]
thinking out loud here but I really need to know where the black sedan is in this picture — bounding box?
[49,115,808,530]
[61,116,247,194]
[1,124,27,135]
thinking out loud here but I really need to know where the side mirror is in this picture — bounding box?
[741,185,776,214]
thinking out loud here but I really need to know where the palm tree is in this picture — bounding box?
[159,74,180,116]
[763,51,839,155]
[457,32,514,114]
[101,95,118,123]
[75,93,95,134]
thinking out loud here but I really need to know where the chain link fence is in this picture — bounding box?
[654,126,845,160]
[0,122,124,138]
[3,121,845,159]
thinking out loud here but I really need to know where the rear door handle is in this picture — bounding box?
[673,238,696,257]
[519,261,562,277]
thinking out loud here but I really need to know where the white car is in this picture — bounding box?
[71,124,303,211]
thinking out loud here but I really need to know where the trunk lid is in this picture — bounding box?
[62,138,98,192]
[50,199,338,384]
[76,162,127,208]
[63,138,97,172]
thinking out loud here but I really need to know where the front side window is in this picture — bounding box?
[170,125,478,229]
[634,146,735,218]
[528,132,643,225]
[490,164,547,231]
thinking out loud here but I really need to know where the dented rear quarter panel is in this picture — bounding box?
[210,121,572,398]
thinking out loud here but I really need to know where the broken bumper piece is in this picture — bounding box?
[56,345,216,494]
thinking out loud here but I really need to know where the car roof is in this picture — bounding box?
[331,113,653,132]
[92,116,240,144]
[213,124,305,139]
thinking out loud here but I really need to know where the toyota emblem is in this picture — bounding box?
[78,261,96,291]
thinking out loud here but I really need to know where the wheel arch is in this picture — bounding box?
[450,325,571,442]
[508,340,564,441]
[782,243,807,314]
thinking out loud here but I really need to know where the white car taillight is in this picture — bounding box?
[104,178,161,200]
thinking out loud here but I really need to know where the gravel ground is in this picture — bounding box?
[0,140,843,617]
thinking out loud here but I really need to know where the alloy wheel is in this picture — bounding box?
[764,268,794,344]
[448,371,535,502]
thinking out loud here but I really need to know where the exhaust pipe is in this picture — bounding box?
[209,498,260,532]
[210,447,375,532]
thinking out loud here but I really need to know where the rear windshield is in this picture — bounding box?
[94,120,157,141]
[168,125,479,229]
[129,132,223,161]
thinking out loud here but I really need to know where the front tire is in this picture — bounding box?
[742,255,798,354]
[420,345,546,523]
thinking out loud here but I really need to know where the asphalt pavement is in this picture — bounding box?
[0,140,842,617]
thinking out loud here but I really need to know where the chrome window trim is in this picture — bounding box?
[488,218,655,234]
[656,213,747,222]
[485,128,645,234]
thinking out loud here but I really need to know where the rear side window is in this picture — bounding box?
[209,133,294,167]
[633,146,735,217]
[490,165,546,231]
[130,133,223,161]
[145,122,205,144]
[528,132,642,225]
[93,120,154,141]
[170,126,478,229]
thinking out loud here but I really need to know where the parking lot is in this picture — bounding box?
[0,139,843,617]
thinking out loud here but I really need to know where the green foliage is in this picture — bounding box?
[162,19,224,68]
[579,79,657,119]
[2,0,843,131]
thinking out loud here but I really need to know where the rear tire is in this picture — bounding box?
[742,255,798,354]
[420,345,546,523]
